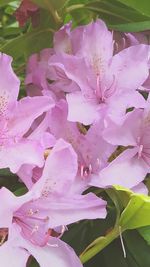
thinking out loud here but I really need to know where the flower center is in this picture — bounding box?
[13,208,50,247]
[95,75,116,104]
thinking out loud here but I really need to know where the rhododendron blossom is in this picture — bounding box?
[0,139,106,267]
[0,53,54,172]
[47,20,149,125]
[1,11,150,267]
[91,103,150,189]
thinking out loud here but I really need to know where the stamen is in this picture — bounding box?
[95,75,101,99]
[119,226,126,258]
[89,164,92,173]
[138,145,143,158]
[47,242,58,248]
[97,158,100,166]
[44,149,51,159]
[80,165,84,177]
[31,225,39,235]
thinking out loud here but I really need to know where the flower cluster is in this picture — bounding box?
[0,19,150,266]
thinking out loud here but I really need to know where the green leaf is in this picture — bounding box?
[85,238,129,267]
[109,21,150,32]
[120,194,150,230]
[28,256,40,267]
[124,230,150,267]
[0,168,23,192]
[0,8,55,59]
[139,226,150,246]
[14,186,28,196]
[31,0,67,10]
[0,0,14,7]
[0,27,53,59]
[118,0,150,18]
[0,168,15,177]
[85,0,150,25]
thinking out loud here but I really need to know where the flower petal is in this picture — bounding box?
[0,241,29,267]
[33,139,78,196]
[132,183,148,195]
[45,193,107,228]
[0,140,44,173]
[0,53,20,106]
[8,96,54,136]
[67,91,99,125]
[91,148,148,188]
[0,188,33,228]
[110,44,149,92]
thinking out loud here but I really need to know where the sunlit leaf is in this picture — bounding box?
[120,194,150,230]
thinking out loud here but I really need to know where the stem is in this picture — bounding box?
[66,4,85,13]
[43,0,62,25]
[80,227,121,264]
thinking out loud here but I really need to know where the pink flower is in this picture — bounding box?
[49,20,148,125]
[0,224,83,267]
[17,100,116,193]
[0,53,54,172]
[91,101,150,189]
[25,49,55,95]
[0,139,106,266]
[114,30,150,92]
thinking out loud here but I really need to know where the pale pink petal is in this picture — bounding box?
[44,193,107,228]
[91,148,148,188]
[0,241,29,267]
[132,183,148,195]
[33,139,78,196]
[15,229,83,267]
[49,53,91,93]
[17,164,35,189]
[54,22,72,54]
[66,91,99,125]
[0,140,44,173]
[0,188,33,228]
[26,238,82,267]
[110,45,149,92]
[0,53,20,106]
[78,19,113,75]
[8,96,54,136]
[9,224,82,267]
[103,109,143,146]
[107,91,146,124]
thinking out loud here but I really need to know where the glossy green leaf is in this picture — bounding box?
[109,21,150,32]
[139,226,150,246]
[0,27,53,59]
[85,0,150,25]
[120,194,150,230]
[124,230,150,267]
[118,0,150,18]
